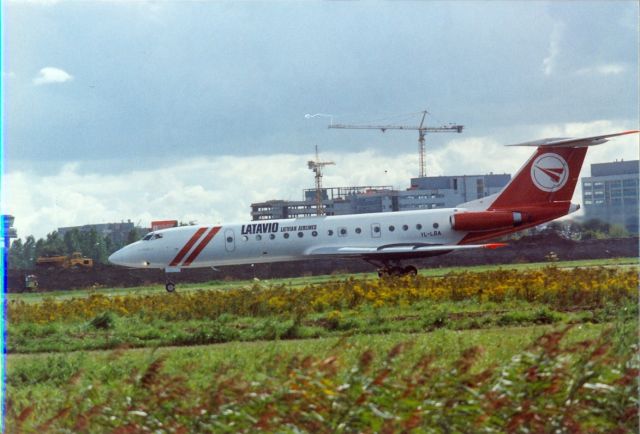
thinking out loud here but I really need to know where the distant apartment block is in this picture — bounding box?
[251,173,511,220]
[581,160,639,233]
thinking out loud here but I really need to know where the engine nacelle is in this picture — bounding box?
[450,211,524,232]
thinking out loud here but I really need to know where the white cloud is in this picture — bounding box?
[3,121,637,240]
[542,22,565,76]
[32,67,73,85]
[2,152,417,239]
[576,63,627,76]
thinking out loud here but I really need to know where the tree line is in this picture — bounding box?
[511,218,631,241]
[8,228,142,270]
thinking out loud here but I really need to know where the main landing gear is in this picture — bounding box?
[377,265,418,278]
[367,260,418,278]
[165,279,176,293]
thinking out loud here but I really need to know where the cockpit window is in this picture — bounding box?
[143,232,163,241]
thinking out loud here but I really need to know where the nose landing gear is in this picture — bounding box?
[165,279,176,293]
[163,266,181,293]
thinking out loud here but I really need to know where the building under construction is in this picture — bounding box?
[252,110,508,220]
[250,173,510,220]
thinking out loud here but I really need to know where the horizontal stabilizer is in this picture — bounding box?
[306,243,507,256]
[506,130,639,148]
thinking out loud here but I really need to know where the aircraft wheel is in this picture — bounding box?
[165,281,176,293]
[403,265,418,276]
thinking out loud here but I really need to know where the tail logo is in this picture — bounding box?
[530,153,569,192]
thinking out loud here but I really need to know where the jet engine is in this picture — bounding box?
[450,211,525,232]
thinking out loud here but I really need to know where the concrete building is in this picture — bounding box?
[57,221,149,245]
[250,174,511,220]
[251,186,396,220]
[581,160,639,233]
[406,173,510,209]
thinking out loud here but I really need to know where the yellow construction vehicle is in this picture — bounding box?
[35,252,93,269]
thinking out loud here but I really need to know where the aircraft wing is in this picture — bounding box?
[306,242,506,257]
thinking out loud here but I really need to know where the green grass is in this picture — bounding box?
[8,319,636,433]
[8,297,628,354]
[5,260,637,432]
[6,322,607,394]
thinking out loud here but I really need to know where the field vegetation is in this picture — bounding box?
[8,256,637,303]
[5,260,638,432]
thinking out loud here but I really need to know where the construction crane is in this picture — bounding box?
[329,110,463,178]
[307,145,335,216]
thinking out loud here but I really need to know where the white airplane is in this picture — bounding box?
[109,131,638,292]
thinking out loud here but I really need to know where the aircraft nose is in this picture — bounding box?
[108,249,127,266]
[108,243,151,268]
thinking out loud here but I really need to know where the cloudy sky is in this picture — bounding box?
[3,1,638,239]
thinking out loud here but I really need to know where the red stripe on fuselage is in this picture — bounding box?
[182,226,221,266]
[169,227,208,266]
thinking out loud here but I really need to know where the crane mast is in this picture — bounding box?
[307,145,335,216]
[329,110,463,178]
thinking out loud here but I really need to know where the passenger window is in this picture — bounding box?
[226,236,233,243]
[312,231,318,237]
[416,224,422,230]
[374,226,381,233]
[402,225,408,231]
[256,234,262,241]
[284,233,290,239]
[355,227,362,234]
[328,229,334,236]
[242,235,249,241]
[389,225,395,232]
[339,228,347,236]
[433,223,439,229]
[269,233,276,240]
[298,232,304,238]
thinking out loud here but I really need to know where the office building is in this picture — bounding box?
[581,160,639,233]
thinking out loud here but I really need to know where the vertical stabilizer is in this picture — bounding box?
[489,146,587,209]
[489,130,639,209]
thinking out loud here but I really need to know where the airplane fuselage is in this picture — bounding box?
[112,208,467,269]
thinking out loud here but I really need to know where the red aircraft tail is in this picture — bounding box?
[456,130,638,244]
[489,131,638,210]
